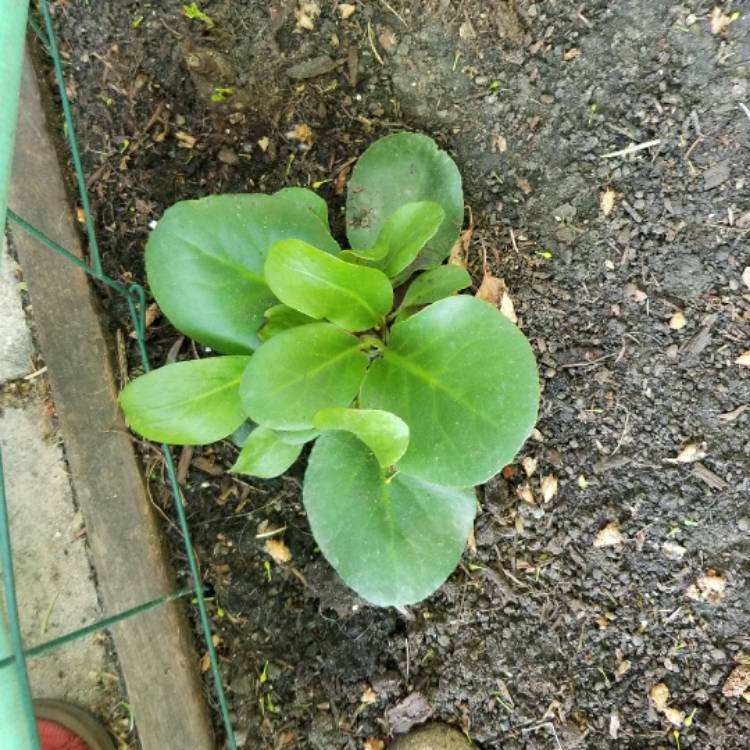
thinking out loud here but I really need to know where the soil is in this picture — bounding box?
[47,0,750,747]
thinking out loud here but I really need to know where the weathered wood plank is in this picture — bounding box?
[9,48,214,750]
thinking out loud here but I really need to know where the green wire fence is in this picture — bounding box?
[1,2,238,747]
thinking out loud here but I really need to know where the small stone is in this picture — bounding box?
[703,161,730,190]
[390,724,468,750]
[217,148,239,165]
[286,55,337,80]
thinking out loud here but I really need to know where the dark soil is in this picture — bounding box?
[50,0,749,747]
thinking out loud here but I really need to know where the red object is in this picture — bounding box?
[37,717,91,750]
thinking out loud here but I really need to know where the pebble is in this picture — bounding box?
[286,55,337,80]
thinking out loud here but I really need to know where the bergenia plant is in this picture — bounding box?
[119,133,539,606]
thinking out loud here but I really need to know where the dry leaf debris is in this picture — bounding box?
[295,1,321,31]
[686,570,726,604]
[668,311,687,330]
[736,350,750,367]
[722,663,750,700]
[264,538,292,564]
[337,3,356,19]
[540,474,558,503]
[593,522,625,547]
[600,187,616,216]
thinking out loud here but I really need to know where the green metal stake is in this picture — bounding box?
[0,0,30,227]
[1,450,40,750]
[0,3,41,748]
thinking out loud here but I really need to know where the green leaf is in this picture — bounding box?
[275,427,320,445]
[240,323,368,429]
[304,431,476,606]
[360,296,539,486]
[265,240,393,331]
[399,264,472,311]
[312,407,409,467]
[231,425,303,478]
[259,304,316,341]
[274,187,331,230]
[372,202,445,278]
[119,356,250,444]
[146,193,339,354]
[346,133,463,276]
[339,245,389,264]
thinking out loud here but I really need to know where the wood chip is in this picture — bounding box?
[521,456,537,477]
[666,442,706,464]
[600,187,616,216]
[540,474,558,503]
[593,522,624,547]
[264,538,292,564]
[191,456,224,476]
[175,130,197,148]
[668,311,686,330]
[337,3,356,19]
[691,462,727,491]
[736,350,750,367]
[722,664,750,698]
[664,707,685,727]
[742,267,750,290]
[649,683,669,712]
[686,570,726,604]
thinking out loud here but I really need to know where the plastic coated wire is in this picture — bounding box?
[39,0,101,277]
[0,587,194,671]
[0,449,42,750]
[0,5,240,747]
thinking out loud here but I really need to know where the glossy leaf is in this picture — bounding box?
[259,304,316,341]
[231,425,303,478]
[304,432,476,606]
[312,407,409,467]
[399,264,472,311]
[360,296,539,486]
[346,133,463,275]
[240,323,368,429]
[275,187,331,230]
[339,245,389,264]
[146,192,339,354]
[119,356,250,444]
[276,427,320,445]
[265,240,393,331]
[372,202,445,278]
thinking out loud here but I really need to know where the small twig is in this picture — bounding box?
[23,366,47,381]
[367,22,384,65]
[521,722,563,750]
[576,5,592,27]
[509,227,519,254]
[684,135,703,160]
[600,139,661,159]
[739,102,750,123]
[379,0,407,26]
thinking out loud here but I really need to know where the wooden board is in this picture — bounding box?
[8,48,215,750]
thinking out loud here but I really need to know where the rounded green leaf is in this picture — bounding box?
[372,202,446,278]
[312,407,409,467]
[259,304,316,342]
[240,323,368,429]
[231,425,303,478]
[346,133,463,274]
[274,187,331,230]
[265,240,393,331]
[146,193,339,354]
[304,431,476,606]
[119,355,250,444]
[399,264,472,311]
[275,427,320,445]
[360,296,539,486]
